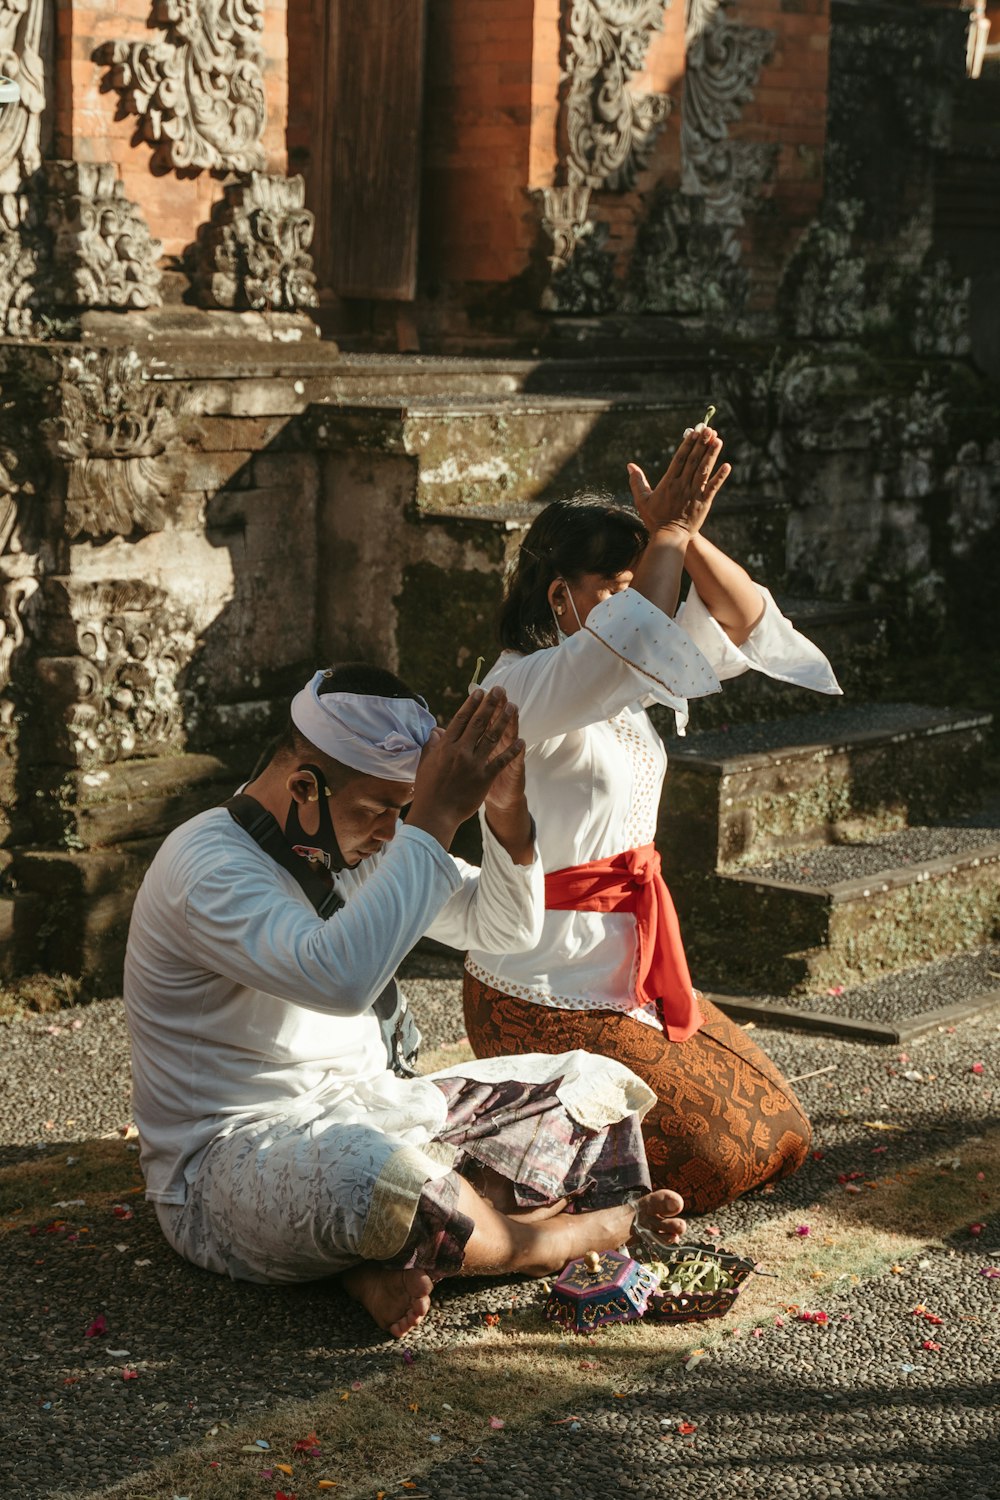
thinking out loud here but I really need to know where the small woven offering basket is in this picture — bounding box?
[641,1241,758,1324]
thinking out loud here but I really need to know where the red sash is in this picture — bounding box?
[543,843,701,1042]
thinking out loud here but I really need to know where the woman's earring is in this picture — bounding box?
[555,606,565,615]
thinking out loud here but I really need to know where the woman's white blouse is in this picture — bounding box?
[466,584,841,1026]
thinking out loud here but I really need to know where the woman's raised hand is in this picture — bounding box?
[626,425,732,540]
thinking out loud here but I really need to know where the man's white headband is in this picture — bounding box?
[290,671,436,783]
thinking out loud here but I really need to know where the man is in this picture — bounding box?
[124,663,685,1337]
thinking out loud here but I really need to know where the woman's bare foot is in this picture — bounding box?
[341,1264,434,1338]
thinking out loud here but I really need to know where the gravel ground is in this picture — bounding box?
[743,818,1000,886]
[722,944,1000,1026]
[1,989,998,1498]
[670,702,970,763]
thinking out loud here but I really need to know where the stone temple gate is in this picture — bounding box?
[0,0,996,1038]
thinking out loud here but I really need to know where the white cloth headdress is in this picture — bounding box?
[290,670,436,783]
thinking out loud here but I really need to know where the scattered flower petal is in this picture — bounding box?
[970,1062,985,1075]
[970,1223,986,1237]
[489,1417,505,1429]
[84,1314,107,1338]
[122,1367,138,1380]
[677,1421,698,1435]
[794,1225,811,1237]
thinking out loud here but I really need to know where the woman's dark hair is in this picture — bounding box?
[497,495,648,654]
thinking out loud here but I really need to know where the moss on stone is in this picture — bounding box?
[395,561,503,716]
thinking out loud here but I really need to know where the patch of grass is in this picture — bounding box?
[417,1038,475,1075]
[81,1126,998,1500]
[0,972,84,1020]
[0,1138,143,1226]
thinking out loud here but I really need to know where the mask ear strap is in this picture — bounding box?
[286,765,332,803]
[550,578,585,633]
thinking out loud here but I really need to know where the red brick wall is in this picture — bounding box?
[734,0,831,311]
[54,0,289,262]
[422,0,539,286]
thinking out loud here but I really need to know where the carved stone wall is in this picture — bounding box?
[681,0,775,229]
[189,172,318,312]
[539,0,776,319]
[101,0,268,175]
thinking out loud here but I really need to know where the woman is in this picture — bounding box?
[463,422,841,1215]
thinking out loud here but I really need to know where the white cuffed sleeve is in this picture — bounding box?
[678,585,843,690]
[672,585,842,732]
[482,588,721,744]
[426,816,544,956]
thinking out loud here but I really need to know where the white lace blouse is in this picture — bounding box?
[465,584,841,1027]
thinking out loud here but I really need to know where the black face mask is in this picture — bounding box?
[283,764,346,874]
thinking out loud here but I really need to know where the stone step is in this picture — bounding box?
[0,893,45,980]
[708,943,1000,1044]
[418,488,790,593]
[12,840,162,991]
[308,393,765,519]
[321,351,726,401]
[660,703,992,874]
[676,810,1000,994]
[28,752,247,849]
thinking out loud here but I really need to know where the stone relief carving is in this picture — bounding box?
[561,0,672,191]
[0,188,37,334]
[43,162,163,311]
[626,182,746,315]
[0,369,42,709]
[37,579,195,766]
[778,200,971,357]
[535,183,595,277]
[44,349,186,540]
[0,0,46,193]
[682,0,776,226]
[101,0,267,174]
[189,172,318,311]
[0,164,162,332]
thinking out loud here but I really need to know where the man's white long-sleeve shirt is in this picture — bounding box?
[124,811,543,1204]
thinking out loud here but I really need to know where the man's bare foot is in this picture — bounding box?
[341,1264,434,1338]
[634,1187,686,1248]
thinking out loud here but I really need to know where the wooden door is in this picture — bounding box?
[314,0,427,301]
